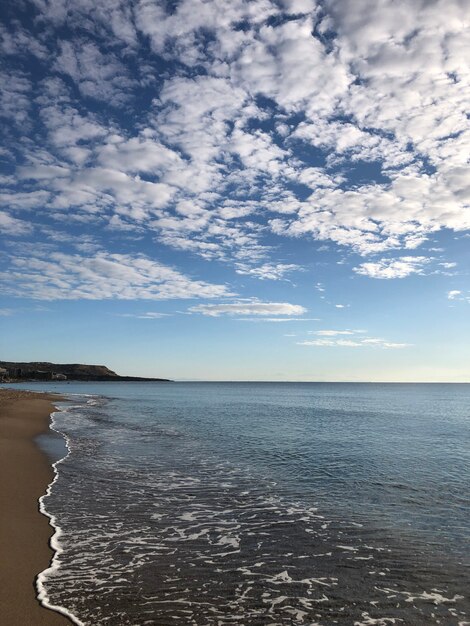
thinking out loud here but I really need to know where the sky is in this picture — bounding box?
[0,0,469,381]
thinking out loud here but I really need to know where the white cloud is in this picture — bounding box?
[299,338,362,347]
[0,212,32,235]
[235,262,300,280]
[115,312,170,319]
[269,168,470,255]
[233,16,350,115]
[0,191,51,210]
[236,317,319,322]
[283,0,316,14]
[39,102,108,154]
[54,40,136,105]
[447,289,470,303]
[0,251,233,301]
[1,0,469,288]
[98,134,182,174]
[0,69,32,128]
[354,256,431,279]
[299,328,409,348]
[154,75,248,166]
[311,330,356,336]
[134,0,278,64]
[298,337,410,348]
[0,22,49,59]
[189,301,307,317]
[440,262,457,269]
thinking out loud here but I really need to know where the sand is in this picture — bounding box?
[0,388,72,625]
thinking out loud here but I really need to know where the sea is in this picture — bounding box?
[6,381,470,625]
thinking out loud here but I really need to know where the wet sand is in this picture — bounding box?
[0,388,71,625]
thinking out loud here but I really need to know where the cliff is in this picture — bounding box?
[0,361,170,382]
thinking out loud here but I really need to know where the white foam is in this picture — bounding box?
[271,570,294,584]
[267,594,289,610]
[285,607,309,621]
[337,544,359,552]
[403,590,464,605]
[36,405,86,626]
[354,612,401,625]
[216,535,240,549]
[377,586,465,607]
[299,577,333,587]
[179,511,199,521]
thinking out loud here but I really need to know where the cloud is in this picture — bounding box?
[0,191,51,210]
[1,0,469,291]
[236,317,320,322]
[54,39,136,105]
[298,338,410,348]
[0,212,32,235]
[299,338,363,347]
[298,328,409,348]
[447,289,470,303]
[235,262,301,280]
[354,256,431,279]
[311,330,356,336]
[0,251,233,301]
[0,69,32,128]
[0,22,49,59]
[115,312,170,319]
[189,301,307,317]
[97,135,182,174]
[232,15,350,115]
[268,167,470,255]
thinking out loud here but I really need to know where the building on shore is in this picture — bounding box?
[0,368,67,381]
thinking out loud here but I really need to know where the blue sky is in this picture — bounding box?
[0,0,469,381]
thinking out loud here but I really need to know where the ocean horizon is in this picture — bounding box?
[3,381,469,625]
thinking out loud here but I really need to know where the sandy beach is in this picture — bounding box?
[0,388,71,625]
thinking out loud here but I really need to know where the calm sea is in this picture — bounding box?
[7,382,470,624]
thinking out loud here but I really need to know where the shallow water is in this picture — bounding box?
[6,381,470,624]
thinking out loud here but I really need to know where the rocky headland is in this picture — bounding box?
[0,361,170,382]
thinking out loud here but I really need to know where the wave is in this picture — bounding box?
[36,402,87,626]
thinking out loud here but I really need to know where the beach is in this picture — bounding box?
[0,388,70,625]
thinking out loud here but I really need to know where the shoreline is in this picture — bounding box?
[0,388,72,625]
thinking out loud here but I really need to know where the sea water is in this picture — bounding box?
[6,382,470,624]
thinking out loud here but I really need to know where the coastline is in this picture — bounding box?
[0,388,71,625]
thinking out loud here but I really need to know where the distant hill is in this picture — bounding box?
[0,361,170,382]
